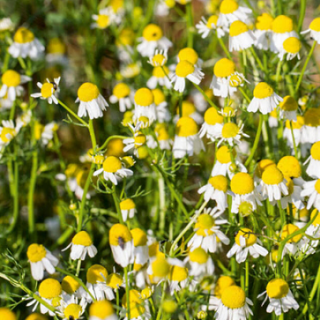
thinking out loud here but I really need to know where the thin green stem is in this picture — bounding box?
[192,83,219,110]
[112,186,124,224]
[249,47,265,73]
[58,99,88,127]
[290,121,298,159]
[124,267,130,320]
[298,0,306,32]
[218,36,231,59]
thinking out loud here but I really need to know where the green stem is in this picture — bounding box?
[112,186,124,224]
[297,0,306,32]
[58,99,88,127]
[239,87,251,103]
[192,83,219,110]
[88,119,97,149]
[124,267,130,320]
[28,140,38,234]
[218,36,231,59]
[290,121,298,159]
[249,47,265,73]
[98,135,128,152]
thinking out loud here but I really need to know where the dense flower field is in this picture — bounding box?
[1,0,320,319]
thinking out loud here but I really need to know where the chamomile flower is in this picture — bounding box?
[148,49,168,67]
[268,109,278,128]
[46,38,67,65]
[199,107,224,140]
[131,228,149,265]
[120,198,136,221]
[9,27,44,59]
[63,231,97,260]
[76,82,108,119]
[280,224,303,256]
[152,89,171,122]
[167,258,193,294]
[301,178,320,211]
[277,155,304,186]
[89,300,118,320]
[58,296,87,320]
[175,101,203,124]
[147,65,171,89]
[217,0,252,28]
[94,156,133,185]
[283,115,306,150]
[270,15,298,53]
[0,70,31,101]
[303,108,320,144]
[300,209,320,254]
[301,17,320,44]
[279,95,298,121]
[229,21,255,52]
[61,276,81,298]
[305,142,320,178]
[109,83,132,112]
[25,313,48,320]
[109,224,134,267]
[254,13,274,50]
[91,8,114,29]
[155,124,172,150]
[0,18,14,32]
[122,289,151,320]
[227,228,268,263]
[177,47,202,68]
[184,247,215,277]
[137,24,172,57]
[196,15,225,39]
[31,77,60,104]
[123,131,147,156]
[173,116,204,158]
[198,176,228,213]
[133,88,157,123]
[278,36,301,61]
[258,279,299,315]
[247,82,283,114]
[0,308,16,320]
[213,276,236,299]
[218,122,249,147]
[27,244,58,281]
[171,60,204,93]
[188,213,230,253]
[147,255,170,283]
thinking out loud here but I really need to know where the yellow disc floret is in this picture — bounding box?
[189,247,209,264]
[310,17,320,32]
[113,83,130,99]
[272,15,293,33]
[64,304,82,320]
[77,82,100,102]
[253,82,274,99]
[27,244,46,262]
[87,264,108,284]
[151,257,170,278]
[261,166,284,185]
[134,88,154,106]
[221,286,246,309]
[97,14,110,29]
[120,198,135,210]
[279,96,298,111]
[102,156,122,173]
[204,107,224,125]
[41,83,54,98]
[256,13,273,30]
[176,116,198,137]
[266,279,289,299]
[61,276,80,294]
[175,60,195,78]
[235,228,257,247]
[152,89,165,105]
[214,276,235,298]
[222,122,239,138]
[231,173,254,195]
[107,273,123,288]
[229,21,248,37]
[178,48,199,65]
[208,175,228,192]
[214,58,235,78]
[14,27,35,43]
[281,224,302,243]
[2,70,21,87]
[219,0,239,14]
[0,308,16,320]
[283,37,301,54]
[196,214,215,230]
[39,279,62,299]
[277,156,301,178]
[89,300,114,318]
[143,24,163,41]
[255,159,276,178]
[72,231,93,246]
[109,223,132,246]
[131,228,148,247]
[311,142,320,160]
[207,15,219,29]
[216,145,233,164]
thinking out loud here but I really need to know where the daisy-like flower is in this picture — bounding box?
[227,228,268,263]
[91,8,115,29]
[148,49,168,67]
[270,15,298,53]
[229,21,255,52]
[184,247,214,277]
[301,178,320,211]
[188,213,229,253]
[177,47,202,68]
[147,65,171,89]
[94,156,133,185]
[196,15,225,39]
[258,279,299,315]
[137,24,172,57]
[301,17,320,44]
[210,285,253,320]
[167,258,193,294]
[198,175,228,213]
[280,224,303,256]
[76,82,108,119]
[121,62,141,79]
[89,300,118,320]
[9,27,44,59]
[199,107,224,140]
[211,145,247,179]
[277,155,304,186]
[171,60,204,93]
[31,77,60,104]
[123,130,147,156]
[0,70,31,101]
[279,95,298,121]
[26,243,58,281]
[174,101,203,124]
[247,82,283,114]
[217,0,252,28]
[131,228,149,265]
[218,122,249,147]
[63,231,98,260]
[152,89,171,123]
[284,117,306,152]
[213,276,236,300]
[303,108,320,144]
[0,120,21,151]
[230,172,262,214]
[34,120,57,145]
[109,223,134,267]
[147,255,170,283]
[305,141,320,178]
[278,36,301,61]
[46,38,68,65]
[172,116,204,158]
[155,124,172,150]
[268,109,278,128]
[254,13,274,50]
[109,83,132,112]
[300,209,320,254]
[122,289,151,320]
[133,88,157,123]
[58,296,87,320]
[120,198,136,221]
[61,275,81,298]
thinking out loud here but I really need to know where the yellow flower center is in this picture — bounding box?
[208,175,228,192]
[229,74,244,87]
[310,17,320,32]
[87,264,108,284]
[141,287,153,299]
[253,82,274,99]
[315,179,320,194]
[261,166,284,185]
[39,279,62,299]
[107,273,123,288]
[106,138,125,157]
[221,286,246,309]
[176,116,198,137]
[204,107,224,125]
[120,198,135,210]
[142,24,163,41]
[311,142,320,160]
[152,53,167,66]
[239,201,253,217]
[214,276,235,298]
[255,159,276,178]
[134,132,147,147]
[272,15,293,33]
[206,15,218,29]
[137,146,149,159]
[122,156,135,168]
[2,70,21,87]
[109,223,132,246]
[178,47,199,65]
[277,156,301,178]
[157,127,169,141]
[281,224,302,243]
[40,83,54,99]
[162,300,178,313]
[151,257,170,278]
[311,209,320,226]
[89,300,114,318]
[270,109,278,119]
[97,14,110,29]
[229,21,248,37]
[27,244,46,262]
[13,27,35,43]
[304,108,320,127]
[72,231,93,246]
[131,228,147,246]
[77,82,100,102]
[279,96,298,111]
[214,58,235,78]
[110,0,124,12]
[189,247,208,263]
[134,88,154,106]
[256,13,273,30]
[266,279,289,299]
[113,83,130,99]
[118,28,135,46]
[222,122,239,138]
[235,228,257,246]
[219,0,239,14]
[216,145,233,164]
[283,37,301,54]
[152,66,169,78]
[0,308,16,320]
[47,38,65,54]
[231,173,254,195]
[61,276,80,294]
[175,60,195,78]
[169,265,188,282]
[64,304,82,320]
[177,101,196,117]
[152,88,165,105]
[196,214,215,229]
[102,156,122,173]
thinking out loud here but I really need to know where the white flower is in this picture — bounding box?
[109,83,132,112]
[278,36,301,61]
[31,77,60,104]
[196,15,226,39]
[133,88,157,123]
[304,141,320,179]
[254,13,274,50]
[301,17,320,44]
[120,198,136,222]
[91,7,116,29]
[131,228,149,266]
[0,70,30,101]
[184,247,214,278]
[229,21,255,52]
[301,179,320,211]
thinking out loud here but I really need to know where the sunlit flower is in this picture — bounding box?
[120,198,136,221]
[61,275,81,299]
[283,117,306,151]
[131,228,149,265]
[147,255,170,283]
[303,108,320,144]
[152,88,171,123]
[155,123,172,150]
[305,141,320,178]
[229,21,255,52]
[301,178,320,211]
[184,247,214,277]
[148,49,168,67]
[46,38,67,65]
[174,100,203,124]
[199,107,224,140]
[301,17,320,44]
[280,224,303,256]
[177,47,202,68]
[196,15,225,39]
[147,65,172,89]
[0,120,21,150]
[254,13,274,50]
[91,8,115,29]
[109,83,132,112]
[218,122,249,147]
[279,95,298,120]
[133,88,157,123]
[89,300,118,320]
[31,77,60,104]
[58,296,87,320]
[278,36,301,61]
